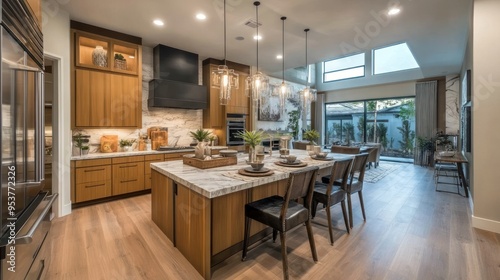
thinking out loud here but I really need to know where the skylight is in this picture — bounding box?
[373,43,419,75]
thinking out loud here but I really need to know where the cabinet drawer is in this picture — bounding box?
[164,152,191,161]
[145,154,163,161]
[112,162,145,195]
[75,165,112,184]
[75,158,112,168]
[75,180,112,202]
[112,155,144,164]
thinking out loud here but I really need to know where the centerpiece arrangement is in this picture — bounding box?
[189,128,211,159]
[119,139,135,152]
[236,130,264,163]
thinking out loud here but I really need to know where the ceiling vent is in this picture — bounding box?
[244,19,262,29]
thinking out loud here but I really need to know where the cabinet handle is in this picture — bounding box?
[84,168,105,172]
[85,183,105,188]
[120,179,138,183]
[119,164,138,168]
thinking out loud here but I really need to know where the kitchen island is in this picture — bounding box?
[150,150,351,279]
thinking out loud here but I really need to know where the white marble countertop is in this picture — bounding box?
[151,150,353,199]
[71,146,229,161]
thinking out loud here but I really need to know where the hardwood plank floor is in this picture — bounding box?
[45,163,500,279]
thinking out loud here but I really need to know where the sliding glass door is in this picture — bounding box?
[325,97,415,160]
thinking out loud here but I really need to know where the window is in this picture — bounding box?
[323,53,365,82]
[373,43,419,75]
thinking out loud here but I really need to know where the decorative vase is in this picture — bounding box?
[92,46,107,67]
[248,146,256,163]
[195,141,206,159]
[80,148,89,156]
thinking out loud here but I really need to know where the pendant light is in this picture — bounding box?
[245,1,269,102]
[277,16,291,110]
[299,28,317,113]
[211,0,239,105]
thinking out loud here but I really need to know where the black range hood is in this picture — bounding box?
[148,44,207,109]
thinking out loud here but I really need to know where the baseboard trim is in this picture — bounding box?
[472,215,500,234]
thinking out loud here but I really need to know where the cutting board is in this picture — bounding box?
[151,131,168,150]
[100,135,118,153]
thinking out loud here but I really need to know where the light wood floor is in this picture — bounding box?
[45,163,500,279]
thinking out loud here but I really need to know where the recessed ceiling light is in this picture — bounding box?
[153,19,164,26]
[196,13,206,20]
[388,8,401,15]
[253,35,262,40]
[276,55,283,59]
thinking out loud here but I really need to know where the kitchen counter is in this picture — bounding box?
[150,149,353,279]
[70,146,228,160]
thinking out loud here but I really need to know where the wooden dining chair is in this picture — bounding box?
[330,145,360,154]
[242,165,320,280]
[311,158,353,245]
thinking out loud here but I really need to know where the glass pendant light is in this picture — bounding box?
[276,16,291,110]
[299,28,317,113]
[245,1,269,102]
[211,0,239,105]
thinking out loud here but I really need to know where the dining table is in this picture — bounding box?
[434,151,469,197]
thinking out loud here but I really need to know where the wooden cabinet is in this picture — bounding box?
[74,69,140,127]
[144,154,164,190]
[71,24,142,128]
[226,71,250,115]
[112,156,145,195]
[73,159,112,203]
[75,32,139,75]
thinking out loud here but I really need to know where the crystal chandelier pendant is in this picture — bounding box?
[300,28,317,112]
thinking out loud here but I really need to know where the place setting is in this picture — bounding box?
[274,155,308,168]
[236,153,275,177]
[308,146,334,161]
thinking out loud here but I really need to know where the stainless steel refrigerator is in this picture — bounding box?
[0,1,57,279]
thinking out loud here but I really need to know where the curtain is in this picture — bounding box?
[415,81,437,139]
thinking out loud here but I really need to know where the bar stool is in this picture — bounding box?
[241,165,320,280]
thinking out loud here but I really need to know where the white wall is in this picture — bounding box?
[42,1,72,217]
[471,0,500,233]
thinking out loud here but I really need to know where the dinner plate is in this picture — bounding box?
[281,160,302,165]
[311,155,334,161]
[244,167,270,173]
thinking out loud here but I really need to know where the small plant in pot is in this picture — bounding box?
[119,139,135,152]
[114,53,127,70]
[73,132,91,156]
[303,129,320,153]
[189,129,211,159]
[236,130,264,162]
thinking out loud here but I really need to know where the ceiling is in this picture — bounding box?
[61,0,472,81]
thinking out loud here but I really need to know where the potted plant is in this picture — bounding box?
[236,130,264,162]
[189,128,211,143]
[119,139,135,152]
[189,129,211,159]
[73,132,90,156]
[114,53,127,70]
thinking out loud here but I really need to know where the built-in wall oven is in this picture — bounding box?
[1,1,58,279]
[226,114,246,146]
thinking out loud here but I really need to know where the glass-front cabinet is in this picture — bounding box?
[75,32,138,75]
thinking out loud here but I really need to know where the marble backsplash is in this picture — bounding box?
[74,46,204,153]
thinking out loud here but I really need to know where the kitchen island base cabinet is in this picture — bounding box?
[151,171,287,279]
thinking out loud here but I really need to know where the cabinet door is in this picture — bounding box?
[74,165,112,202]
[112,161,145,195]
[109,74,139,127]
[75,69,111,126]
[226,71,249,115]
[202,65,224,128]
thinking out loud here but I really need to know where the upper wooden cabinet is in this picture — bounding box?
[71,21,142,128]
[75,32,139,75]
[202,59,250,129]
